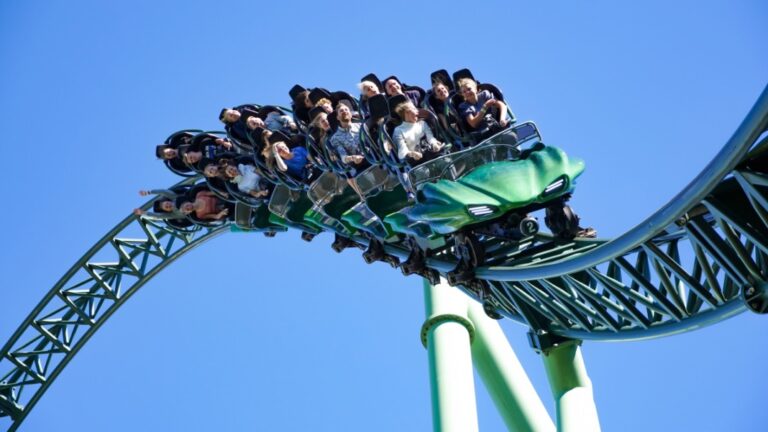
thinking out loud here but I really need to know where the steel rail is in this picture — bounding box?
[2,86,767,431]
[477,85,768,281]
[0,178,226,431]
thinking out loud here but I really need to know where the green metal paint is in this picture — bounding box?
[385,146,585,238]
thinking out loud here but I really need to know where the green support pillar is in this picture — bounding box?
[541,341,600,432]
[467,301,555,432]
[422,278,479,432]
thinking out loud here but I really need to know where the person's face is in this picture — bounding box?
[363,82,379,98]
[434,83,449,102]
[225,165,238,178]
[246,116,265,130]
[461,83,477,103]
[303,94,312,108]
[180,202,194,214]
[160,201,174,212]
[203,165,218,177]
[275,142,291,158]
[320,102,333,113]
[162,148,177,159]
[318,113,330,130]
[224,109,241,123]
[184,151,202,164]
[337,105,352,123]
[385,79,402,96]
[403,104,419,122]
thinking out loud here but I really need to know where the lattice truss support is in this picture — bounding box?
[0,195,226,430]
[1,87,766,431]
[483,134,768,341]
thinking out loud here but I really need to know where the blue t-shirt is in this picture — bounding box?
[284,146,308,180]
[458,90,495,130]
[202,144,219,160]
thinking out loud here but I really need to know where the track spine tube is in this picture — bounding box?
[479,84,768,281]
[541,342,600,432]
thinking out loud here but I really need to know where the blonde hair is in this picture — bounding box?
[261,147,273,167]
[311,111,328,128]
[261,141,284,172]
[314,98,332,108]
[357,80,379,98]
[457,78,477,90]
[260,131,274,167]
[394,101,414,118]
[271,141,289,172]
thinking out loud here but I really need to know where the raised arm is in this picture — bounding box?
[272,147,289,172]
[463,100,495,129]
[496,100,508,127]
[139,189,178,199]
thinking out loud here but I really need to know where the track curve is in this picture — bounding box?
[468,85,768,341]
[0,178,227,431]
[481,85,768,281]
[1,87,767,431]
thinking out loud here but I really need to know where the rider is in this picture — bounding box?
[392,100,446,167]
[222,160,271,198]
[263,107,298,133]
[133,189,186,220]
[180,189,231,221]
[358,73,384,119]
[309,107,332,147]
[180,132,235,169]
[219,105,259,145]
[456,78,514,143]
[383,76,422,107]
[428,79,455,135]
[264,130,317,184]
[289,84,313,125]
[329,102,369,175]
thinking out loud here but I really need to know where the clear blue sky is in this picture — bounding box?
[1,1,767,431]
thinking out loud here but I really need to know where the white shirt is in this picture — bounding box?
[233,163,261,193]
[393,120,440,160]
[265,111,294,131]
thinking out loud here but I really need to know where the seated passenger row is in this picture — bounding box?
[142,69,519,240]
[156,69,511,192]
[158,69,504,202]
[143,68,594,243]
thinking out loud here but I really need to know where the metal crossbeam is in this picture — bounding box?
[1,86,766,431]
[0,179,226,432]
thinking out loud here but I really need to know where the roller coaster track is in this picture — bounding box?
[0,178,227,430]
[1,86,767,430]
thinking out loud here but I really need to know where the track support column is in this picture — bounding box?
[537,337,600,432]
[422,278,479,432]
[468,301,555,432]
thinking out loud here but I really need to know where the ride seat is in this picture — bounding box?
[160,130,202,177]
